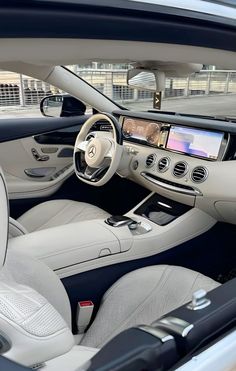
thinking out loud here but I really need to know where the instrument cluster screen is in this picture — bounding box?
[167,126,224,160]
[122,118,161,146]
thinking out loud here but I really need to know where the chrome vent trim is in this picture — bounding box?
[141,172,202,196]
[145,154,156,168]
[173,161,188,178]
[191,166,208,183]
[157,157,170,173]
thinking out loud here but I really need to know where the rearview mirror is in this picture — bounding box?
[40,95,86,117]
[127,69,165,92]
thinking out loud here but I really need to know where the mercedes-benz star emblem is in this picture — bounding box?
[88,146,96,158]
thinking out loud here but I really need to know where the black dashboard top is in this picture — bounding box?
[113,109,236,134]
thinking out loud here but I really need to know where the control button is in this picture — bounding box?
[187,289,211,311]
[31,148,49,162]
[132,160,139,170]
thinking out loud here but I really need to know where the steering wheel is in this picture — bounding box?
[74,113,123,186]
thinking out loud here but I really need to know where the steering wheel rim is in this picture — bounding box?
[73,113,123,186]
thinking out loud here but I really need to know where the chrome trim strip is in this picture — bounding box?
[140,172,202,196]
[154,316,194,338]
[137,325,174,343]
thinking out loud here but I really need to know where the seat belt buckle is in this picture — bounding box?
[76,300,94,334]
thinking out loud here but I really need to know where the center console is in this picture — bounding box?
[8,192,216,279]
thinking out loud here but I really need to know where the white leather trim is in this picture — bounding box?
[81,265,220,348]
[5,167,74,200]
[74,113,123,186]
[35,206,215,279]
[9,220,121,271]
[17,199,110,233]
[44,346,98,371]
[8,217,27,238]
[0,279,74,366]
[5,249,72,328]
[121,137,236,225]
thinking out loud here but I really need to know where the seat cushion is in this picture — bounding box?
[17,199,110,233]
[81,265,220,348]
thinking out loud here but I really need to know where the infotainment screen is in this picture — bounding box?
[167,126,224,160]
[122,118,161,146]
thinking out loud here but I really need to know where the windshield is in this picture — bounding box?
[74,64,236,118]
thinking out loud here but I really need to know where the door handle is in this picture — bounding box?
[31,148,49,161]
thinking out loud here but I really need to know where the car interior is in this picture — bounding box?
[0,1,236,371]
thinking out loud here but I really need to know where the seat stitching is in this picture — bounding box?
[35,202,74,231]
[62,205,107,225]
[94,266,171,347]
[178,272,199,305]
[102,265,167,301]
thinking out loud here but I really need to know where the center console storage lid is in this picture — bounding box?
[9,220,122,270]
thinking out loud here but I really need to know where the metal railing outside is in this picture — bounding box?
[0,71,62,108]
[0,69,236,110]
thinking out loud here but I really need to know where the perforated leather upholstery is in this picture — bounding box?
[17,199,110,233]
[0,167,220,366]
[0,259,74,366]
[4,252,220,352]
[5,250,71,328]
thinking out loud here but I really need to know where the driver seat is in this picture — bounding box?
[9,199,110,237]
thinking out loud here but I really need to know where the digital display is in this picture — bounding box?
[167,126,224,160]
[123,118,161,146]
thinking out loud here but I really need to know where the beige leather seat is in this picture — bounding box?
[0,170,220,368]
[13,199,110,234]
[7,251,220,350]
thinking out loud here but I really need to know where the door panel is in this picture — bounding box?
[1,136,74,199]
[0,116,90,199]
[0,115,112,199]
[0,115,88,143]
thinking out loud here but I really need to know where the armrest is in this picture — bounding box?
[8,220,125,271]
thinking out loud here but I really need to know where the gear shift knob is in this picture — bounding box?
[105,215,139,229]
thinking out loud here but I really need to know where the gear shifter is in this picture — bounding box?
[105,215,139,230]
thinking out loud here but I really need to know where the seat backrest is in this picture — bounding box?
[0,168,74,366]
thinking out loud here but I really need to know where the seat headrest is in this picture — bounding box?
[0,168,9,268]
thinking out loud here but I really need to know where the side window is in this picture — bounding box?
[0,70,62,118]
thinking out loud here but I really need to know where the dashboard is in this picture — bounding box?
[122,117,228,161]
[103,110,236,225]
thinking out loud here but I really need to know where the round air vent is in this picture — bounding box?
[173,161,188,177]
[157,157,170,173]
[191,166,208,183]
[145,154,156,168]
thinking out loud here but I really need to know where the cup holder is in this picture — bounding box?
[134,194,191,226]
